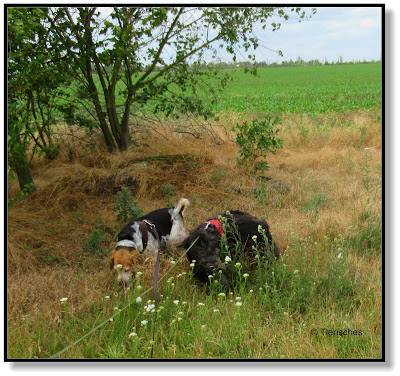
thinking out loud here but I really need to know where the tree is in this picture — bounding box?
[8,7,71,192]
[40,6,315,152]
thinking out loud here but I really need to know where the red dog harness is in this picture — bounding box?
[206,219,225,235]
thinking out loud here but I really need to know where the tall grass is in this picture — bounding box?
[7,226,380,359]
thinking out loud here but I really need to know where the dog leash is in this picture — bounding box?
[143,220,161,359]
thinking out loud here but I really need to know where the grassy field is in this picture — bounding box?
[177,63,382,115]
[7,64,382,359]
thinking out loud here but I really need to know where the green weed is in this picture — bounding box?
[163,184,178,207]
[301,191,327,220]
[82,228,109,257]
[113,187,143,223]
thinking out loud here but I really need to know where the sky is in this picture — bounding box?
[89,5,382,65]
[213,6,382,64]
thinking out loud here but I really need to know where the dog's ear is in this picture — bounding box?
[110,249,116,270]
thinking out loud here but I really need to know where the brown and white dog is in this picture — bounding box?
[110,198,189,286]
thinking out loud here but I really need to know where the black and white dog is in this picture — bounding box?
[181,210,280,287]
[110,198,189,286]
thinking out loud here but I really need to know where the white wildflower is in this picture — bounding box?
[60,297,68,302]
[173,300,179,305]
[225,256,232,262]
[128,332,137,338]
[136,297,142,303]
[141,320,148,326]
[116,264,123,269]
[145,304,155,312]
[235,301,242,306]
[198,302,205,306]
[243,273,249,278]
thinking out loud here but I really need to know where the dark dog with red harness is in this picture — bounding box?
[110,198,189,286]
[181,210,280,287]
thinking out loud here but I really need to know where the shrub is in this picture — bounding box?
[234,116,283,172]
[114,187,143,223]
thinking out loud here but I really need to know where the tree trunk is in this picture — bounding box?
[11,148,36,193]
[102,126,118,153]
[118,125,131,151]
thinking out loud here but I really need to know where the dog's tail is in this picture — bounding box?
[172,198,190,218]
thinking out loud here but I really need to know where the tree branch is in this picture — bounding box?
[132,8,184,92]
[141,33,222,87]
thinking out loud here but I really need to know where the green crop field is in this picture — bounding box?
[197,63,382,115]
[91,63,381,120]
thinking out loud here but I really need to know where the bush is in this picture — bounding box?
[234,116,283,172]
[114,187,143,223]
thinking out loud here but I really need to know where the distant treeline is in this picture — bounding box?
[98,58,382,75]
[140,57,381,72]
[202,57,382,70]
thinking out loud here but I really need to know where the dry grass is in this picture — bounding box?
[7,110,382,359]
